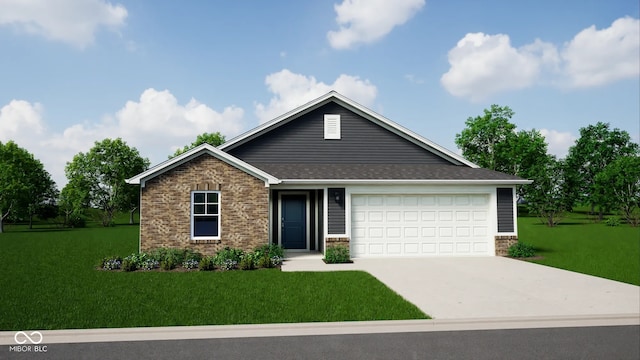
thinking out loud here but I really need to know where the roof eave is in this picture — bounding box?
[276,179,533,185]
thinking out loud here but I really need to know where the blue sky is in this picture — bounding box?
[1,0,638,187]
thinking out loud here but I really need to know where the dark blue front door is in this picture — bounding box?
[281,194,306,249]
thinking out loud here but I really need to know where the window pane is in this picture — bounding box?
[207,193,218,203]
[194,193,205,203]
[206,204,218,214]
[194,204,205,214]
[194,216,218,237]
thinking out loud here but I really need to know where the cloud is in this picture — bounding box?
[561,16,640,88]
[1,89,245,188]
[441,16,639,101]
[255,69,378,122]
[539,128,577,159]
[327,0,425,49]
[0,0,127,48]
[441,33,558,101]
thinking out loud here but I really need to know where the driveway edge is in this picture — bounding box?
[1,314,638,345]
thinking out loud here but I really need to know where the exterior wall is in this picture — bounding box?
[326,237,350,250]
[495,235,518,256]
[327,187,346,234]
[226,103,453,165]
[140,154,269,256]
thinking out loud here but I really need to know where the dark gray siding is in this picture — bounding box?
[227,103,453,165]
[497,188,514,233]
[327,188,345,234]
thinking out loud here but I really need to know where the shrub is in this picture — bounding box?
[508,242,536,258]
[215,247,244,269]
[605,217,621,227]
[182,259,199,270]
[122,255,138,272]
[254,244,285,259]
[160,258,177,271]
[140,258,159,271]
[257,253,273,268]
[101,256,121,270]
[239,253,256,270]
[325,245,351,263]
[199,256,216,271]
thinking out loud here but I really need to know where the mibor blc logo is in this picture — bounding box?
[10,331,47,353]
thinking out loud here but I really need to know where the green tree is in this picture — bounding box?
[65,138,149,227]
[0,141,58,232]
[565,122,639,219]
[525,155,573,227]
[59,180,91,228]
[170,132,226,159]
[455,105,516,172]
[594,156,640,226]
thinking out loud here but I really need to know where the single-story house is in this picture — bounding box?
[126,91,531,258]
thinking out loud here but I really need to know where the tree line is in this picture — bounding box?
[456,105,640,226]
[0,132,225,232]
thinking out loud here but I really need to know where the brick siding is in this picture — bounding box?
[494,235,518,256]
[140,154,269,256]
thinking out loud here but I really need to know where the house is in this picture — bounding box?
[126,91,531,258]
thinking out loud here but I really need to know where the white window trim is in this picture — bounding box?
[191,190,221,240]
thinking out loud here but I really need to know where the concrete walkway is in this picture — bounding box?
[281,255,640,320]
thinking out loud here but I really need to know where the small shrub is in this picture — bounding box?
[239,253,256,270]
[257,253,273,268]
[271,256,284,266]
[605,217,621,227]
[140,258,159,271]
[182,259,199,270]
[199,256,216,271]
[215,247,244,268]
[101,256,121,270]
[122,256,138,272]
[220,259,237,271]
[508,242,536,258]
[325,245,351,264]
[160,258,177,271]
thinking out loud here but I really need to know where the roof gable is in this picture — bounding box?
[126,144,280,187]
[220,91,477,168]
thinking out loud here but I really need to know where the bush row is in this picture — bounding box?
[100,244,285,272]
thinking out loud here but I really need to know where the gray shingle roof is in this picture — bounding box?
[251,163,525,181]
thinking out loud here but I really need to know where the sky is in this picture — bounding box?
[0,0,638,188]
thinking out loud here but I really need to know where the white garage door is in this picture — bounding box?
[351,194,491,257]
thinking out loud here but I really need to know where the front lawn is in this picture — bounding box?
[0,223,427,331]
[518,210,640,286]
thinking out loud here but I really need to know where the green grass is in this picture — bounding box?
[518,209,640,286]
[0,219,427,331]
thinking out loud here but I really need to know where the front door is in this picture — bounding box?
[281,194,307,249]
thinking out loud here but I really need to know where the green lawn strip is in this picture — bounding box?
[518,212,640,286]
[0,224,427,330]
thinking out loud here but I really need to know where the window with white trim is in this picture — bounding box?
[191,191,220,239]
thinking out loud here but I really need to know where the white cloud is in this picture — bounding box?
[561,16,640,88]
[0,0,127,48]
[441,33,558,101]
[255,69,377,122]
[540,128,577,159]
[441,16,639,101]
[1,89,245,188]
[327,0,425,49]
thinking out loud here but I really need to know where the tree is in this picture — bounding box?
[594,156,640,226]
[565,122,639,219]
[0,141,58,232]
[65,138,149,227]
[59,180,91,228]
[170,132,226,159]
[455,105,516,172]
[525,155,573,227]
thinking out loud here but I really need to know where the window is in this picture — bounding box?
[191,191,220,239]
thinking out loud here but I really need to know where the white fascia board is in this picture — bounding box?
[277,179,533,186]
[126,144,280,187]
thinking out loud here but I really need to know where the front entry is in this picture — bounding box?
[280,194,307,249]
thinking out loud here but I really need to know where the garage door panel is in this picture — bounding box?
[351,194,491,257]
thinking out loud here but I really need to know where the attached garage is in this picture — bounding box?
[351,193,493,257]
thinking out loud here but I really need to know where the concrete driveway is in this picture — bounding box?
[281,255,640,320]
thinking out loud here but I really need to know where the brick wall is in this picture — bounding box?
[494,235,518,256]
[140,154,270,256]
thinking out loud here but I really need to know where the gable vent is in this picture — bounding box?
[324,114,341,140]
